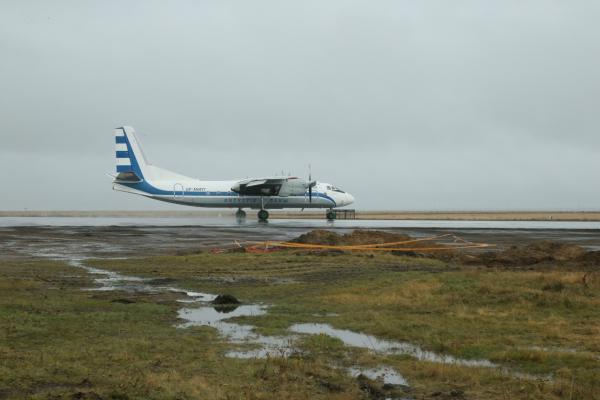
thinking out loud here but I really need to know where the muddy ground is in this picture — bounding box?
[1,225,600,399]
[291,229,600,268]
[1,224,600,261]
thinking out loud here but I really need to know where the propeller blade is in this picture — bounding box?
[304,164,317,203]
[308,163,312,203]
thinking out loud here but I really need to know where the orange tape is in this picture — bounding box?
[236,234,493,253]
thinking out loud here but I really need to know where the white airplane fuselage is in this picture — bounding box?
[114,179,351,209]
[112,127,354,211]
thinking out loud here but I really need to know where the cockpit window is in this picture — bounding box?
[331,186,345,193]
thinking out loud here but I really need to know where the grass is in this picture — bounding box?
[1,252,599,399]
[0,260,364,399]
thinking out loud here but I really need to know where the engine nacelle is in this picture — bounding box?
[278,179,308,197]
[231,177,308,197]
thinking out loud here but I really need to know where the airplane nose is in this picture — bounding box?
[345,193,355,206]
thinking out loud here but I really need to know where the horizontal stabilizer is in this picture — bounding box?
[114,171,143,183]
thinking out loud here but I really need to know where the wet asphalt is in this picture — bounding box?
[1,217,600,260]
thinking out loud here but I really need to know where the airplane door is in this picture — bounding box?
[173,183,185,199]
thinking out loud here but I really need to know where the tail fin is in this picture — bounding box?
[113,126,193,185]
[114,126,147,181]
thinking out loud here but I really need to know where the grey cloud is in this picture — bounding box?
[1,0,599,210]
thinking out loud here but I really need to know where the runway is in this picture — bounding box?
[1,216,600,260]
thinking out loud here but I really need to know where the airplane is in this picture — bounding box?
[110,126,354,221]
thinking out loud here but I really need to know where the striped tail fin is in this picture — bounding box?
[114,126,147,181]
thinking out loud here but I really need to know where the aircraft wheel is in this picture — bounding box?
[258,209,269,221]
[326,210,336,220]
[235,209,246,219]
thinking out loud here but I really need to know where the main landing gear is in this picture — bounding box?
[235,208,246,220]
[257,196,269,222]
[258,209,269,222]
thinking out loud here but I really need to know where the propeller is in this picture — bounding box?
[307,164,316,203]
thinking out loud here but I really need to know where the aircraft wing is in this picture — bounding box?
[231,177,307,196]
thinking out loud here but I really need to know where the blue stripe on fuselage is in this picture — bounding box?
[116,151,129,158]
[117,180,337,206]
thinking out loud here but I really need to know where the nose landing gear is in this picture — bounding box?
[326,210,336,221]
[258,209,269,222]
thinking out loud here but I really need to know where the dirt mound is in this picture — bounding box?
[343,230,413,245]
[291,230,598,267]
[211,294,241,305]
[579,251,600,264]
[292,230,344,245]
[292,230,412,246]
[466,241,588,267]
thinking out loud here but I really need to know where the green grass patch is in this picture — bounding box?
[2,252,599,399]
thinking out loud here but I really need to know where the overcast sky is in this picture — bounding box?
[1,1,599,211]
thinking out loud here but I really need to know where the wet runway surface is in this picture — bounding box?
[1,217,600,260]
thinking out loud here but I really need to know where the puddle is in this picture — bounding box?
[74,258,557,382]
[74,262,158,293]
[68,259,296,357]
[529,346,579,354]
[70,259,500,370]
[64,258,298,360]
[177,305,297,358]
[511,371,553,381]
[26,252,551,383]
[584,245,600,251]
[69,260,217,300]
[348,366,408,386]
[527,346,600,361]
[169,288,217,302]
[290,323,496,368]
[178,305,268,327]
[290,324,553,382]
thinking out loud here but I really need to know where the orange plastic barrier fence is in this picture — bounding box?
[239,234,493,254]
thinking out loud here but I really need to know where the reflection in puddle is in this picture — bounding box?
[178,305,267,327]
[213,304,241,313]
[347,366,408,386]
[290,323,496,368]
